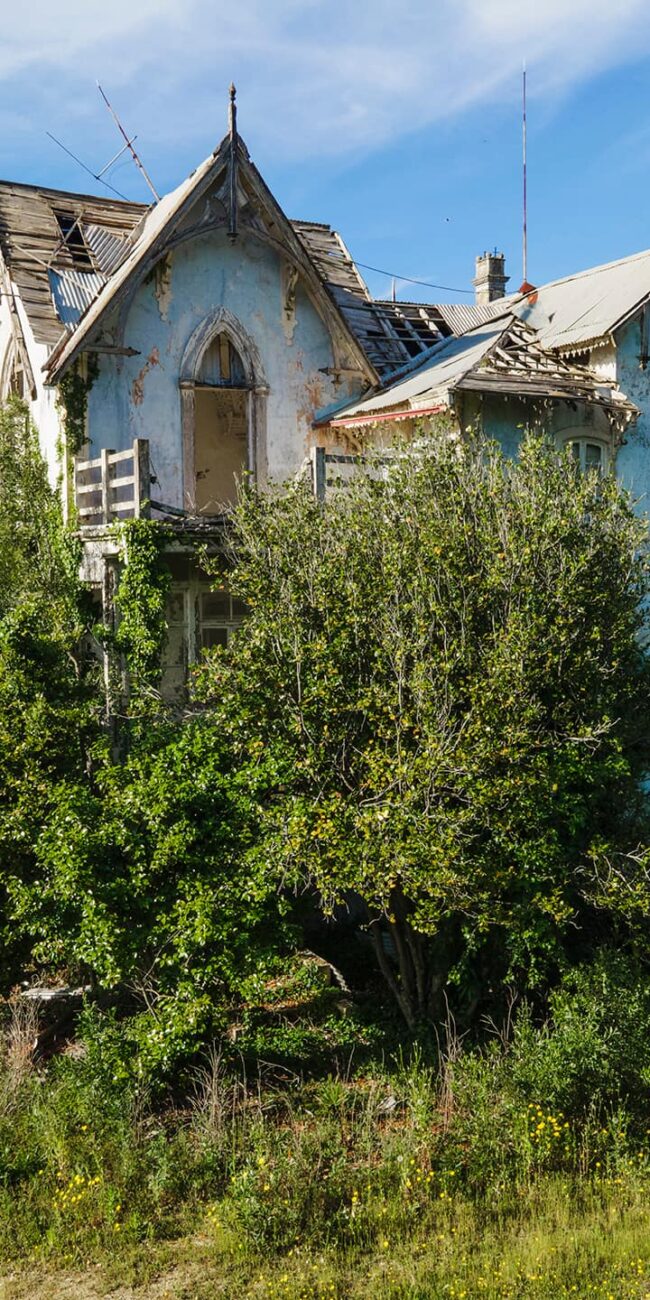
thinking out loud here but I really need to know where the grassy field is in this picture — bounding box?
[3,957,650,1299]
[3,1174,650,1298]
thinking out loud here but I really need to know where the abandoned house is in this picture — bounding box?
[0,91,649,693]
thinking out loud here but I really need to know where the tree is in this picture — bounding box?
[0,400,95,980]
[199,434,650,1028]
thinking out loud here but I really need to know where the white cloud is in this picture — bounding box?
[2,0,650,170]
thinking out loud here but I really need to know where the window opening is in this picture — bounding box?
[54,212,93,269]
[1,340,26,401]
[564,437,608,473]
[193,332,250,513]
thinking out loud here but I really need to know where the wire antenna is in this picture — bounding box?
[45,132,131,201]
[97,83,160,202]
[522,61,528,286]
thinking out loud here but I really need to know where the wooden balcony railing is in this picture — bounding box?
[310,445,391,502]
[74,438,151,527]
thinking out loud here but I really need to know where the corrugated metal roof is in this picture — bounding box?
[326,323,506,421]
[434,299,515,334]
[514,248,650,351]
[0,179,144,344]
[82,222,130,275]
[48,268,105,329]
[322,316,638,428]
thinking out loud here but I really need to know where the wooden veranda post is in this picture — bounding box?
[132,438,151,518]
[100,448,114,525]
[311,445,326,504]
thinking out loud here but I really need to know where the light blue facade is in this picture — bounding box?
[613,316,650,515]
[457,389,614,465]
[84,224,368,510]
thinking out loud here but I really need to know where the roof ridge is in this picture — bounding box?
[0,177,147,211]
[535,246,650,293]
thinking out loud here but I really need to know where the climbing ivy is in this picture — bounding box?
[57,354,99,455]
[113,519,171,690]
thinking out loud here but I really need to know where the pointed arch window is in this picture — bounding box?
[180,309,268,516]
[192,332,250,513]
[1,339,27,401]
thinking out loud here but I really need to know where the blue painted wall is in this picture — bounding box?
[614,317,650,518]
[86,226,367,509]
[460,390,613,462]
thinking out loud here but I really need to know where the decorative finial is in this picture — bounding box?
[227,83,239,242]
[229,83,237,138]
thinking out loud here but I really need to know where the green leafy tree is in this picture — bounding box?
[0,400,96,979]
[198,435,650,1027]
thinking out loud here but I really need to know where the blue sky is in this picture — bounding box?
[4,0,650,304]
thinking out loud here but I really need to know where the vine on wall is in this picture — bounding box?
[57,354,99,456]
[113,519,171,691]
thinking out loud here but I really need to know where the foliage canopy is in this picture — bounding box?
[200,435,650,1025]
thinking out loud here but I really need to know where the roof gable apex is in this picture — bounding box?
[45,135,377,384]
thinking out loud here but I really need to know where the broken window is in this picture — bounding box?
[193,333,250,513]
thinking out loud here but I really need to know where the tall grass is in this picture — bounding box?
[3,955,650,1296]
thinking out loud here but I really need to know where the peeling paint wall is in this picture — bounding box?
[85,227,367,510]
[458,390,612,461]
[1,291,63,488]
[613,316,650,516]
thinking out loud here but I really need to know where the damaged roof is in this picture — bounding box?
[0,165,521,381]
[515,247,650,352]
[321,315,638,429]
[0,179,144,345]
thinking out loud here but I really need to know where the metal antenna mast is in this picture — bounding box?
[97,83,160,202]
[522,61,528,286]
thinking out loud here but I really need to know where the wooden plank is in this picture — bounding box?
[107,447,135,465]
[75,482,102,496]
[110,475,136,490]
[100,448,113,524]
[311,446,326,503]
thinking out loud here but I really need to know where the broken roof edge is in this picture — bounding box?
[314,316,516,426]
[0,176,147,213]
[314,314,639,430]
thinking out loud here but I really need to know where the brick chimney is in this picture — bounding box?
[473,251,509,305]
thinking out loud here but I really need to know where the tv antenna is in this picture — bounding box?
[522,61,528,287]
[97,83,160,202]
[45,131,131,201]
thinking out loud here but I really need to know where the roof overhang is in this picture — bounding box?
[323,402,448,431]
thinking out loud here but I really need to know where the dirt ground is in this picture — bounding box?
[0,1240,235,1300]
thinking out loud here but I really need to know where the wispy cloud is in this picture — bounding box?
[1,0,649,188]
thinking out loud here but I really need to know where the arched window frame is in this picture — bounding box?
[0,337,27,402]
[179,308,268,512]
[557,430,612,474]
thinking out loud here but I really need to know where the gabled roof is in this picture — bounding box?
[320,315,638,430]
[0,179,144,345]
[44,136,383,385]
[514,247,650,352]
